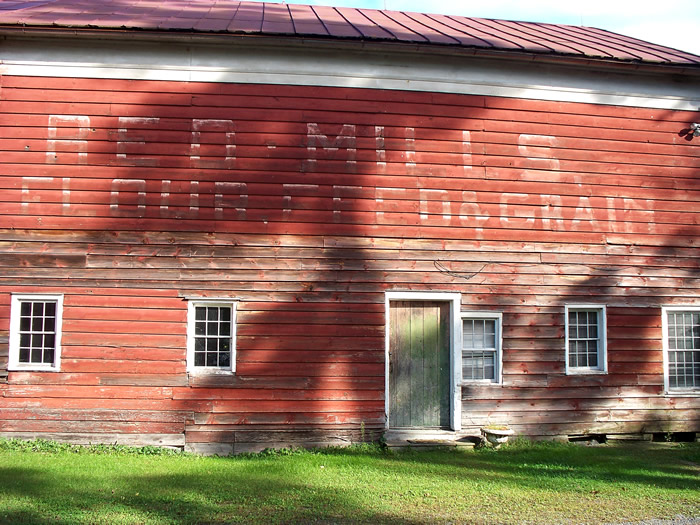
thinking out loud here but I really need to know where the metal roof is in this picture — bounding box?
[1,0,699,66]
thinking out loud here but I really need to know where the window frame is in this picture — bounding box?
[565,304,607,375]
[8,293,64,372]
[460,311,503,385]
[186,299,237,374]
[661,306,700,395]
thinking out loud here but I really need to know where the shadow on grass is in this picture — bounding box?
[0,462,425,525]
[0,443,698,524]
[375,442,700,491]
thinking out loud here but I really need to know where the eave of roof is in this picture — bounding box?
[0,0,698,70]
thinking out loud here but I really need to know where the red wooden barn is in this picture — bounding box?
[0,0,698,454]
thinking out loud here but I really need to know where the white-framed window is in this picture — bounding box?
[186,299,237,373]
[662,307,700,393]
[9,294,64,372]
[461,312,502,384]
[565,305,607,374]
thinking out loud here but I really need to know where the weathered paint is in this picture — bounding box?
[0,75,698,450]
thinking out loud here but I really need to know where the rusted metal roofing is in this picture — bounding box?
[1,0,698,66]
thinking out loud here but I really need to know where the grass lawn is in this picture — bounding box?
[0,439,698,524]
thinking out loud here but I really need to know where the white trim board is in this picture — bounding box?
[1,37,698,111]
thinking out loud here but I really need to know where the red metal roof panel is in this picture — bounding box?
[261,3,294,34]
[493,19,592,55]
[464,18,558,53]
[287,4,326,35]
[227,2,262,32]
[404,12,489,47]
[335,7,395,40]
[310,5,361,38]
[0,0,697,66]
[583,26,700,64]
[357,9,428,42]
[385,11,460,45]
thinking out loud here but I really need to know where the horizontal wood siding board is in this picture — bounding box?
[0,432,186,447]
[1,75,699,443]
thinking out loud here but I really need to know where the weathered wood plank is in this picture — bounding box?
[0,431,185,447]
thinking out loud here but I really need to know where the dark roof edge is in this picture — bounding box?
[2,26,699,77]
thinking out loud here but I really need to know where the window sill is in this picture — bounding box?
[8,366,60,372]
[187,368,235,375]
[460,380,501,386]
[566,369,607,376]
[664,390,700,397]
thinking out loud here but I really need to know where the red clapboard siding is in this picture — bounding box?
[0,74,698,447]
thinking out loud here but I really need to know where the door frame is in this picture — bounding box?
[384,292,462,431]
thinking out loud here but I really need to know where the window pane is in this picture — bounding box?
[32,315,43,332]
[20,302,31,316]
[207,307,219,321]
[44,302,56,317]
[30,346,43,363]
[220,307,231,322]
[44,315,56,332]
[195,307,206,321]
[484,320,496,348]
[666,312,700,390]
[43,348,55,364]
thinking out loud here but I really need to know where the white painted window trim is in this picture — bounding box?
[384,292,462,431]
[460,311,503,385]
[8,293,64,372]
[186,298,237,374]
[661,306,700,395]
[565,304,608,375]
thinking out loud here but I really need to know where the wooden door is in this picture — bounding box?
[389,301,451,428]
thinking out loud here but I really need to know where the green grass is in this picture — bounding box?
[0,438,698,524]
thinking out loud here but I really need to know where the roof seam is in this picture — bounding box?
[444,15,525,51]
[483,18,558,53]
[535,23,617,59]
[309,5,330,37]
[586,26,700,64]
[422,13,493,48]
[509,20,607,56]
[285,3,295,35]
[356,8,396,40]
[401,12,462,45]
[335,6,363,39]
[377,10,429,43]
